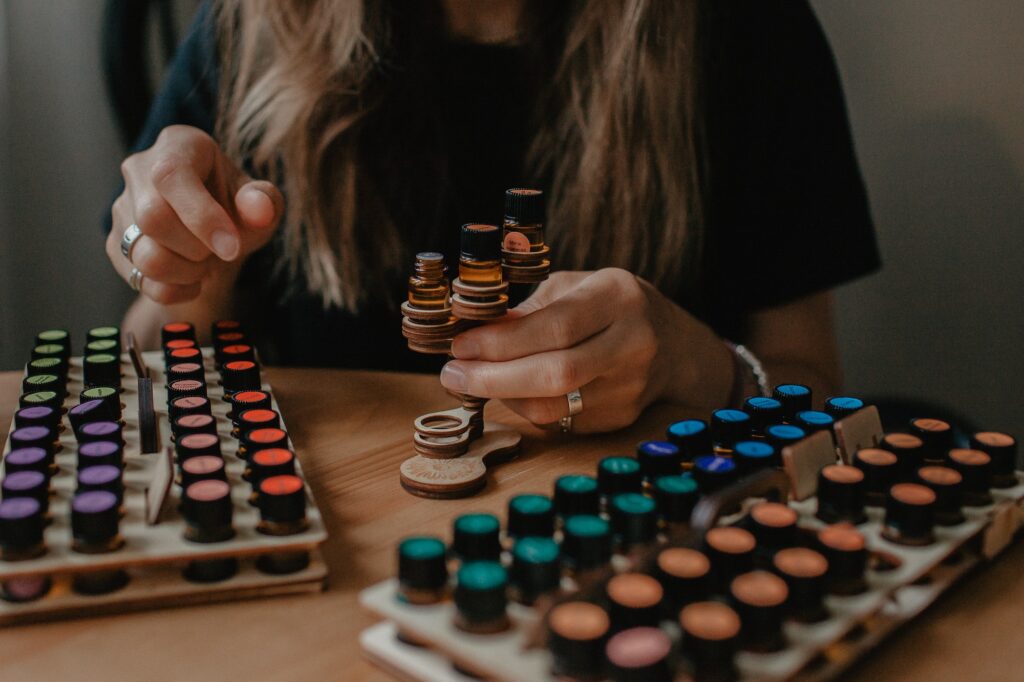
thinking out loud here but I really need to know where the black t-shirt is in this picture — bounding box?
[116,1,879,371]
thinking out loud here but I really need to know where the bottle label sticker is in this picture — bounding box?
[503,231,531,254]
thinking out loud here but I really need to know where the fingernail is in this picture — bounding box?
[440,363,468,393]
[452,336,480,360]
[212,230,239,260]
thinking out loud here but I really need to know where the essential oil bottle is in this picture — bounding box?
[407,252,450,310]
[459,224,503,287]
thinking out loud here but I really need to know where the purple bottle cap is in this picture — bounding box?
[0,497,40,520]
[70,399,104,417]
[81,421,120,438]
[79,441,120,458]
[78,465,121,487]
[17,406,54,419]
[72,490,118,514]
[2,470,46,494]
[12,426,51,442]
[4,447,48,470]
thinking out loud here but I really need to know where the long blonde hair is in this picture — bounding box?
[216,0,702,309]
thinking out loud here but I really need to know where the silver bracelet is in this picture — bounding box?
[726,342,771,398]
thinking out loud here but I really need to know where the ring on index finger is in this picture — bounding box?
[120,223,143,263]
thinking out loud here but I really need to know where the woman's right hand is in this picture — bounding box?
[106,125,284,305]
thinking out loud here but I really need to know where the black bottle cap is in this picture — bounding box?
[214,332,249,366]
[656,547,710,607]
[71,490,120,544]
[229,390,272,420]
[504,188,545,224]
[86,325,121,348]
[77,465,124,503]
[743,396,785,433]
[452,513,502,562]
[882,483,936,545]
[86,339,120,356]
[169,395,212,422]
[710,409,752,448]
[946,449,992,505]
[220,343,256,367]
[824,396,866,421]
[816,524,868,596]
[460,223,501,260]
[19,390,63,413]
[173,413,218,439]
[32,342,69,364]
[609,493,658,550]
[77,420,123,446]
[2,471,49,512]
[703,526,756,588]
[161,321,196,346]
[258,475,306,524]
[166,379,207,404]
[238,408,281,434]
[730,570,789,652]
[693,455,737,494]
[398,535,448,592]
[78,440,123,469]
[180,455,228,488]
[854,448,899,503]
[665,419,712,460]
[212,319,244,338]
[83,353,121,389]
[605,626,674,682]
[879,433,926,480]
[908,418,955,463]
[241,427,288,457]
[606,572,664,629]
[182,479,234,531]
[764,423,807,453]
[27,357,67,380]
[548,601,611,679]
[816,464,867,524]
[250,448,296,487]
[916,466,965,525]
[68,399,111,435]
[222,360,262,394]
[35,328,70,349]
[795,410,835,436]
[165,345,202,368]
[970,432,1017,484]
[4,447,49,476]
[454,561,508,625]
[14,405,60,432]
[506,494,555,538]
[773,384,812,419]
[0,497,44,550]
[176,433,222,461]
[562,515,611,571]
[597,457,643,497]
[10,426,55,456]
[733,441,778,474]
[80,386,122,422]
[679,601,740,681]
[167,361,206,384]
[635,440,682,479]
[653,474,699,524]
[773,547,829,623]
[554,475,600,517]
[22,373,63,397]
[747,502,798,550]
[510,536,560,601]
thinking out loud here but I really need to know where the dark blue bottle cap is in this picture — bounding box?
[773,384,812,419]
[507,494,555,538]
[693,456,737,493]
[824,396,865,420]
[452,513,502,562]
[710,409,752,448]
[635,441,682,479]
[743,397,784,433]
[765,424,807,452]
[554,475,600,517]
[666,419,712,459]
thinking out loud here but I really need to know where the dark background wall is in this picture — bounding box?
[1,1,1021,436]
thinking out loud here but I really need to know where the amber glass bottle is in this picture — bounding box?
[407,252,450,309]
[459,224,503,287]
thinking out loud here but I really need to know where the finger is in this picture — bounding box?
[510,270,590,317]
[451,272,614,361]
[501,377,642,433]
[441,326,620,399]
[105,229,203,304]
[150,155,241,261]
[129,235,211,285]
[130,189,211,262]
[234,181,285,255]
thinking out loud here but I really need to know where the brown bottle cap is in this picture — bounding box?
[883,433,924,449]
[750,502,797,528]
[822,464,864,484]
[679,601,741,640]
[857,448,898,466]
[607,573,664,609]
[549,601,610,641]
[974,432,1014,447]
[911,418,950,432]
[949,448,991,466]
[890,483,936,506]
[774,547,828,578]
[918,466,962,486]
[818,523,866,552]
[657,547,710,578]
[730,571,788,607]
[706,527,756,555]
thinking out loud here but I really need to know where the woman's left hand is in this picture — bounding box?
[441,268,735,433]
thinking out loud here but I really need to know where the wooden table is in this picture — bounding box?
[0,368,1021,682]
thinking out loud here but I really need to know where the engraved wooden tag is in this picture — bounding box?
[145,446,175,525]
[835,406,884,464]
[782,430,839,501]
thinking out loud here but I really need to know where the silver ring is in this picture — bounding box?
[120,223,142,262]
[566,388,583,417]
[559,416,572,433]
[128,267,144,292]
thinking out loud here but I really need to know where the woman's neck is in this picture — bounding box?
[442,0,525,44]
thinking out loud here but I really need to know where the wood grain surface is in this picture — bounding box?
[0,368,1021,682]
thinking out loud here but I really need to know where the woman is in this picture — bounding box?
[106,0,879,433]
